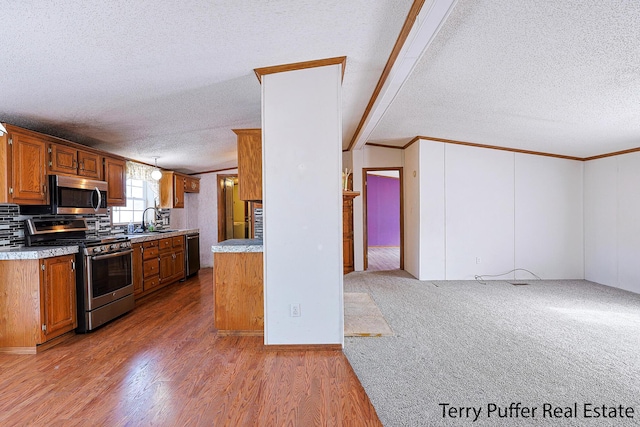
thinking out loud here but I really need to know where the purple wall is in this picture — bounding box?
[367,174,400,246]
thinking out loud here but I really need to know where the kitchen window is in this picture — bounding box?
[111,161,159,225]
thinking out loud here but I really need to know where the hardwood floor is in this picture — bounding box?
[367,247,400,272]
[0,268,381,426]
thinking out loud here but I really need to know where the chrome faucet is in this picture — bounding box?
[141,207,160,232]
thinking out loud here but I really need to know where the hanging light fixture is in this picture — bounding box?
[151,157,162,180]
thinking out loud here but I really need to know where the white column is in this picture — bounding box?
[262,64,344,345]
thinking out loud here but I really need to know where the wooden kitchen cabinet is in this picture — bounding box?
[42,255,78,340]
[49,143,102,180]
[104,155,127,207]
[159,171,186,208]
[0,126,48,205]
[159,236,185,285]
[0,254,77,354]
[233,129,262,201]
[133,240,161,298]
[184,175,200,193]
[214,252,263,335]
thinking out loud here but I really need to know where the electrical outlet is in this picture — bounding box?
[476,257,481,264]
[290,303,301,317]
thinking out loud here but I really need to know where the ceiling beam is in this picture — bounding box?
[347,0,458,151]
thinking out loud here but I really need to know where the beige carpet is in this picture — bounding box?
[344,292,393,337]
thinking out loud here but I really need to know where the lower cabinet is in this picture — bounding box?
[159,236,185,285]
[213,252,264,335]
[133,236,185,299]
[0,254,77,353]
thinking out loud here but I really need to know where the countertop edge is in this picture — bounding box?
[0,246,80,260]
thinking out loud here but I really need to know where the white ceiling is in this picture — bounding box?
[0,0,411,173]
[371,0,640,158]
[2,1,639,174]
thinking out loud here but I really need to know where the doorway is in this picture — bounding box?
[363,168,403,271]
[217,174,253,241]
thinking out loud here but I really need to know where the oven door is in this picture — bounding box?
[85,249,133,310]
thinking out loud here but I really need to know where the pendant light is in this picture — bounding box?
[151,157,162,180]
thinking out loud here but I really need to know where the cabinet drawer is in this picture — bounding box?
[142,246,158,260]
[172,236,184,249]
[143,276,160,292]
[159,237,172,252]
[143,259,159,276]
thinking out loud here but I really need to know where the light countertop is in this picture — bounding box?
[211,239,263,253]
[125,228,199,243]
[0,245,79,260]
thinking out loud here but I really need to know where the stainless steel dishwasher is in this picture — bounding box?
[185,233,200,277]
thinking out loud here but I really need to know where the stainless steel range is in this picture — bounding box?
[25,218,135,332]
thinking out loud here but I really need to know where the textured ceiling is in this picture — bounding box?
[0,0,412,173]
[370,0,640,158]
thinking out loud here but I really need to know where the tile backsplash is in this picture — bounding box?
[0,204,172,248]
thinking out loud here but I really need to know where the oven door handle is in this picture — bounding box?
[91,249,133,261]
[93,187,103,212]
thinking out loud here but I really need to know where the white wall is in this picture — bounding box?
[405,139,584,281]
[403,143,421,278]
[182,169,237,268]
[262,64,343,345]
[445,144,515,279]
[351,145,404,271]
[585,152,640,293]
[515,154,584,279]
[584,156,617,286]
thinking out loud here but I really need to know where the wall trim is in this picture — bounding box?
[193,166,238,175]
[368,135,640,162]
[404,136,584,161]
[253,56,347,84]
[583,146,640,161]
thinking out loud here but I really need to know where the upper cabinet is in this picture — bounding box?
[233,129,262,201]
[185,175,200,193]
[159,171,185,208]
[49,143,102,180]
[104,155,127,207]
[0,125,48,205]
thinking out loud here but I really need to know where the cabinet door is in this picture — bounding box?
[104,156,127,206]
[174,174,185,208]
[234,129,262,201]
[78,150,102,179]
[10,132,48,204]
[173,250,185,280]
[132,243,143,296]
[185,176,200,193]
[159,251,174,283]
[41,255,77,341]
[49,143,78,175]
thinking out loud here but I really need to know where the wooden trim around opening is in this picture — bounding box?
[347,0,426,151]
[365,142,405,150]
[254,56,347,83]
[217,174,237,243]
[264,344,343,352]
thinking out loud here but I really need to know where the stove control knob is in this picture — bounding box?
[101,245,108,252]
[93,247,101,254]
[121,242,128,248]
[111,244,118,250]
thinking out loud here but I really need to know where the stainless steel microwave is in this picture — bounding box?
[20,175,108,215]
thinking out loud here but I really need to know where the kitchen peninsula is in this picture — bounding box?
[211,239,263,335]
